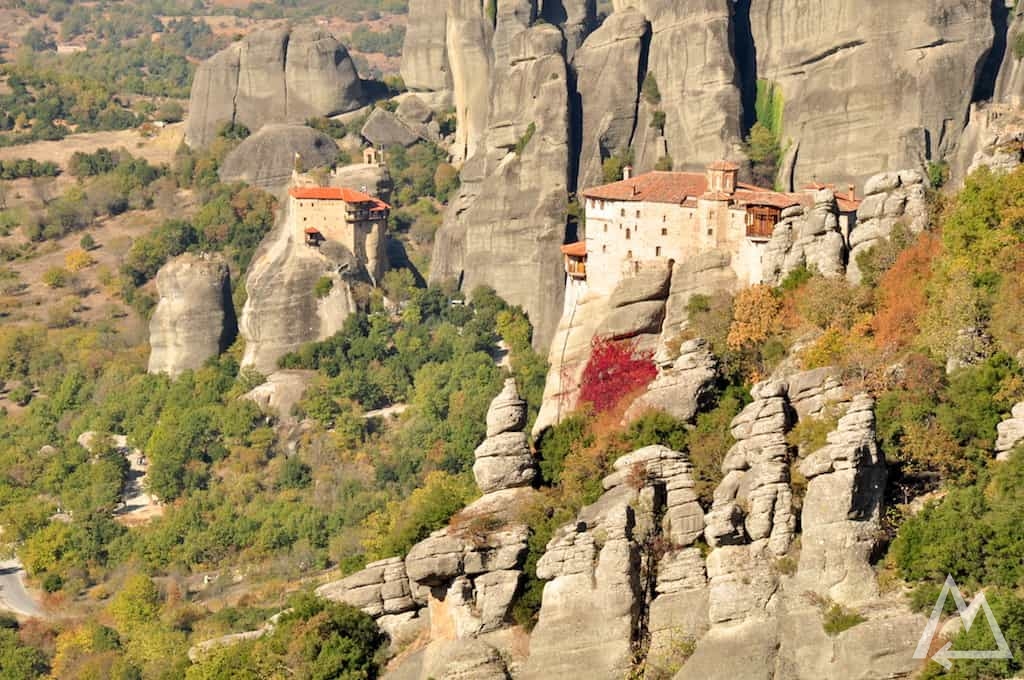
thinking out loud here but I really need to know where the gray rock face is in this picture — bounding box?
[761,190,846,285]
[625,338,718,423]
[996,402,1024,461]
[445,0,493,163]
[952,103,1024,184]
[186,26,365,148]
[795,395,886,605]
[617,0,744,170]
[242,369,315,420]
[148,253,236,377]
[847,169,928,284]
[431,24,570,352]
[607,260,672,309]
[523,445,700,680]
[750,0,994,188]
[656,250,738,363]
[572,8,650,190]
[218,125,339,190]
[360,107,423,148]
[996,8,1024,109]
[240,201,357,374]
[401,0,452,92]
[704,380,796,557]
[317,556,418,619]
[474,379,536,494]
[596,299,665,340]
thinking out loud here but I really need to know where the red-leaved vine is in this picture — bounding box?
[579,336,657,414]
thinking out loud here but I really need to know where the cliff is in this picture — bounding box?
[185,25,365,149]
[218,124,341,191]
[147,253,236,377]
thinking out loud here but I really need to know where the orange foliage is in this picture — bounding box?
[872,231,941,348]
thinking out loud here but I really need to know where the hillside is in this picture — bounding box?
[1,1,1024,679]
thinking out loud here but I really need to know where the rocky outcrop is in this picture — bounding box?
[572,8,649,190]
[795,395,886,605]
[431,24,570,352]
[148,253,236,377]
[218,125,339,190]
[656,251,737,363]
[360,107,423,148]
[996,401,1024,461]
[952,103,1024,183]
[750,0,995,188]
[522,444,703,680]
[243,369,315,420]
[401,0,452,92]
[704,380,795,558]
[185,26,365,148]
[761,189,846,285]
[445,0,493,163]
[846,169,928,284]
[625,338,718,423]
[240,200,357,374]
[474,379,536,494]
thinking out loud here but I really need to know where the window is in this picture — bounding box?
[625,229,631,240]
[627,250,633,259]
[620,208,625,217]
[661,228,667,236]
[662,215,667,223]
[655,246,662,256]
[604,224,608,232]
[707,228,713,236]
[635,210,640,218]
[602,244,607,253]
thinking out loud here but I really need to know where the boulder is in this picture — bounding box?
[625,338,718,423]
[596,300,665,340]
[485,378,527,437]
[607,259,673,309]
[242,370,315,420]
[218,124,339,190]
[360,107,422,148]
[847,169,928,284]
[316,556,418,618]
[148,253,236,377]
[656,250,737,363]
[996,401,1024,461]
[185,25,364,148]
[472,432,536,494]
[761,189,845,285]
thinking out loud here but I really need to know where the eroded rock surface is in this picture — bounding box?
[625,338,718,423]
[761,189,846,285]
[219,124,339,190]
[847,169,928,284]
[148,253,236,377]
[996,402,1024,461]
[474,379,536,494]
[186,26,365,148]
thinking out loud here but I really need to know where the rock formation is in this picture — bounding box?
[996,401,1024,461]
[148,253,236,377]
[218,125,340,190]
[761,188,846,285]
[624,338,718,423]
[795,394,886,605]
[360,107,423,148]
[572,8,649,190]
[239,200,357,375]
[401,0,452,92]
[847,169,928,283]
[750,0,995,188]
[430,23,570,351]
[185,26,365,148]
[521,444,703,680]
[474,379,536,494]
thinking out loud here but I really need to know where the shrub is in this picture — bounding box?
[727,284,782,350]
[513,122,536,155]
[642,72,661,105]
[41,572,63,592]
[42,267,68,288]
[314,276,334,299]
[1014,31,1024,60]
[654,155,673,171]
[79,233,96,250]
[822,602,865,636]
[579,337,657,414]
[650,109,666,131]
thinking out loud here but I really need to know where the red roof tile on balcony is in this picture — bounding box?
[560,241,586,257]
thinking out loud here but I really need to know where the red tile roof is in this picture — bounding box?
[583,171,804,210]
[289,186,385,205]
[560,241,586,257]
[304,227,321,234]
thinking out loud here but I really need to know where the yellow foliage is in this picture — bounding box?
[727,284,782,350]
[64,248,95,272]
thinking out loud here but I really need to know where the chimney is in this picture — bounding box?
[623,165,633,180]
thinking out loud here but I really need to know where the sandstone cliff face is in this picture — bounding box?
[761,188,846,285]
[431,23,570,351]
[185,26,365,148]
[239,201,357,375]
[847,169,928,284]
[148,253,236,377]
[218,125,340,190]
[401,0,452,92]
[750,0,994,188]
[572,8,649,190]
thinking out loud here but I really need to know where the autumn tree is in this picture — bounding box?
[727,284,782,350]
[579,337,657,414]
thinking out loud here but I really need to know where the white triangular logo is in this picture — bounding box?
[913,574,1013,669]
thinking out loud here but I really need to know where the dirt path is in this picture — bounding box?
[0,558,46,619]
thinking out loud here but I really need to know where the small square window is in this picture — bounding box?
[661,228,667,236]
[620,208,625,217]
[626,229,631,240]
[602,244,607,253]
[655,246,662,257]
[604,224,608,232]
[707,228,713,236]
[635,210,640,218]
